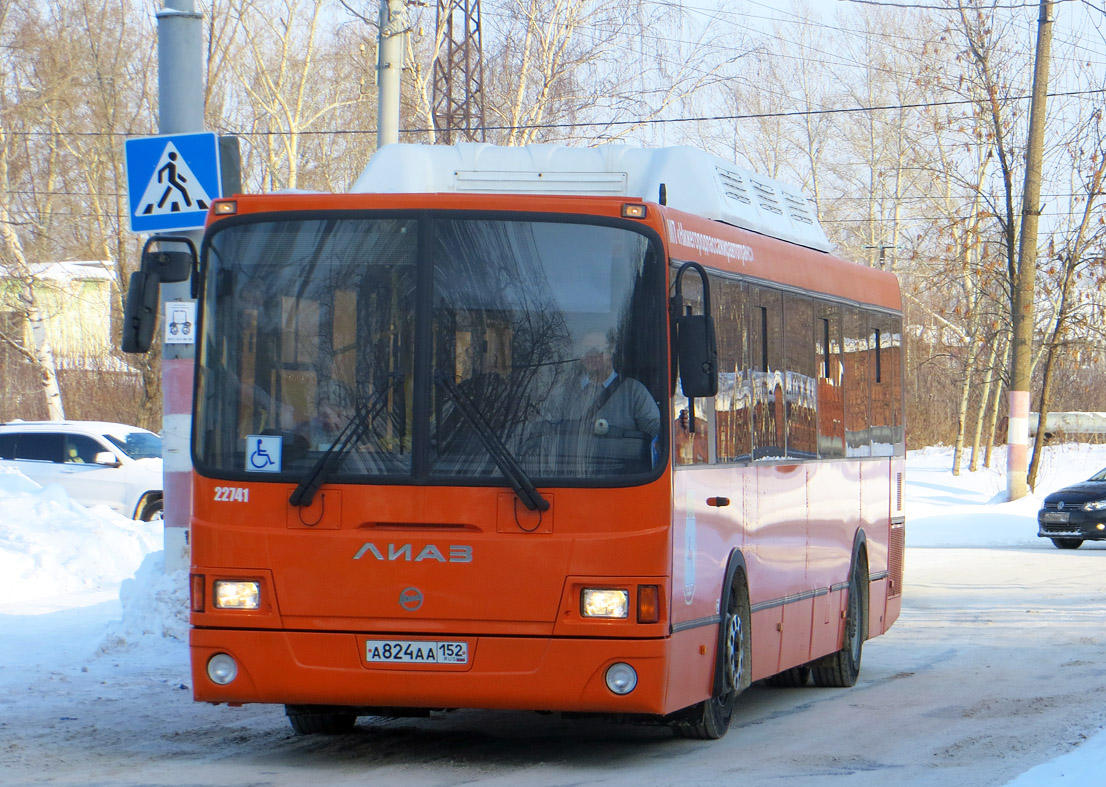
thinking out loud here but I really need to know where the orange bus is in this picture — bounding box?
[151,144,904,739]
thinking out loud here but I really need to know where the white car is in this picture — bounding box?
[0,420,164,521]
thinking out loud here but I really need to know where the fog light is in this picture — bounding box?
[213,580,260,609]
[207,653,238,685]
[1097,524,1105,531]
[582,588,629,618]
[605,662,638,695]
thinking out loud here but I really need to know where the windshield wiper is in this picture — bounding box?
[435,371,549,513]
[289,382,396,508]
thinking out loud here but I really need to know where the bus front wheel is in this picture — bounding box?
[672,573,751,740]
[285,704,357,735]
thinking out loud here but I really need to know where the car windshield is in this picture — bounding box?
[1089,467,1106,482]
[105,431,163,460]
[194,212,667,485]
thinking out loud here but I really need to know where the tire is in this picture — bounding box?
[673,573,751,740]
[140,498,163,522]
[1050,538,1083,550]
[811,553,868,689]
[765,665,810,688]
[285,705,357,735]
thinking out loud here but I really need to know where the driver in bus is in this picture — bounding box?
[540,331,661,469]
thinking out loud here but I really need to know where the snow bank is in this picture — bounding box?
[905,443,1106,548]
[97,550,190,655]
[0,467,162,605]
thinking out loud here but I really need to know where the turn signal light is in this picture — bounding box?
[637,585,660,623]
[190,574,205,612]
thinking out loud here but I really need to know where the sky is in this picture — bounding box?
[2,443,1106,784]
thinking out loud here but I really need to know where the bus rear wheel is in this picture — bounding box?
[673,574,750,740]
[285,705,357,735]
[811,553,867,688]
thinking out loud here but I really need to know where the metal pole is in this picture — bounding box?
[377,0,407,149]
[157,0,204,571]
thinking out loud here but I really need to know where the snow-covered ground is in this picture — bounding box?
[2,444,1106,785]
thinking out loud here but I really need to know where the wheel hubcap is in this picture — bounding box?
[724,611,744,689]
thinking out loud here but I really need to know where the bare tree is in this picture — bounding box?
[221,0,373,191]
[1029,109,1106,485]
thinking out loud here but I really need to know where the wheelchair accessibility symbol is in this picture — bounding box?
[246,435,282,473]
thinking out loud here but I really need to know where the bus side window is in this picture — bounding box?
[842,307,871,457]
[673,266,712,466]
[815,303,845,458]
[890,315,905,454]
[784,294,816,458]
[712,276,750,464]
[870,313,904,456]
[749,287,783,461]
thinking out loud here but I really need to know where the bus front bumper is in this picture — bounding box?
[190,628,690,716]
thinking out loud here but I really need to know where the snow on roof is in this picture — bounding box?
[26,260,115,283]
[351,143,832,253]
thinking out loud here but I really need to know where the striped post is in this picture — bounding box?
[1007,390,1030,500]
[162,354,194,570]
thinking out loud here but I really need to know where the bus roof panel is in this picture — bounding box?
[351,143,832,253]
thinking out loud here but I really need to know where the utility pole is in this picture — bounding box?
[432,0,486,144]
[1007,0,1053,500]
[377,0,408,149]
[156,0,204,570]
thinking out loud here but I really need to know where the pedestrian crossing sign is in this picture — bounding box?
[125,132,222,233]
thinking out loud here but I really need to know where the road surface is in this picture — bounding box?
[4,545,1106,786]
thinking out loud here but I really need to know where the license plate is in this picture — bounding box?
[364,639,468,665]
[1041,511,1070,523]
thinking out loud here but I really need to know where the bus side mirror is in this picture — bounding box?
[121,269,160,354]
[120,236,198,355]
[147,248,192,282]
[676,312,718,398]
[672,261,718,399]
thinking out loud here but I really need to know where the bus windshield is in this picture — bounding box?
[194,213,668,485]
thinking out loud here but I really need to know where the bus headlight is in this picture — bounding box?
[213,580,260,609]
[582,588,629,618]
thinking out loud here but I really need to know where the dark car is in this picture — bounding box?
[1038,467,1106,549]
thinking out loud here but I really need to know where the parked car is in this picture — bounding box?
[1037,466,1106,549]
[0,420,163,521]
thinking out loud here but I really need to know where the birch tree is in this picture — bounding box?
[0,0,69,419]
[1028,109,1106,486]
[222,0,373,191]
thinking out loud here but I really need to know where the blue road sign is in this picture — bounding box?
[125,132,222,233]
